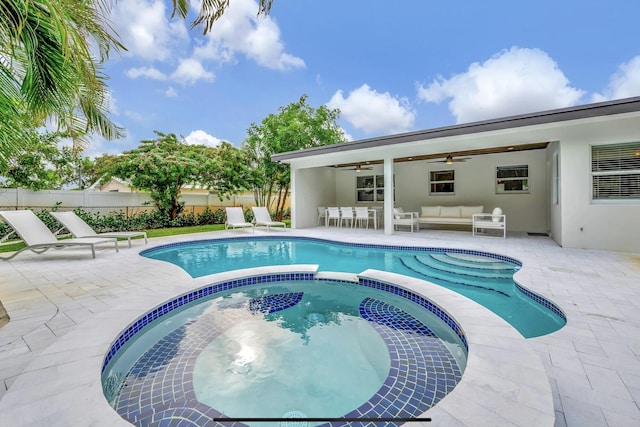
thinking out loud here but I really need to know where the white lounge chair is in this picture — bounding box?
[252,207,286,231]
[50,211,147,248]
[225,207,254,232]
[392,207,420,232]
[0,210,119,260]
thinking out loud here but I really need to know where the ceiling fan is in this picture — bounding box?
[428,154,471,164]
[335,164,373,172]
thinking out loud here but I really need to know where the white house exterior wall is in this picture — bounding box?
[279,102,640,253]
[291,167,337,228]
[547,142,563,246]
[558,122,640,253]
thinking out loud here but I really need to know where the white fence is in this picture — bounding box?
[0,188,257,215]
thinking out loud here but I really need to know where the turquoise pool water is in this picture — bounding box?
[103,279,467,425]
[142,237,566,338]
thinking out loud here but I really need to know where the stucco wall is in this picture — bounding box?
[547,142,563,246]
[559,128,640,253]
[292,167,337,228]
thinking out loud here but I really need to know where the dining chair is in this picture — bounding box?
[354,207,370,229]
[339,207,355,228]
[326,207,341,227]
[317,206,327,226]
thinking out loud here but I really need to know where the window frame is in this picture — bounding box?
[591,142,640,202]
[356,174,391,203]
[429,169,455,195]
[496,164,529,194]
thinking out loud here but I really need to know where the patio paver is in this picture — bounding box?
[0,227,639,426]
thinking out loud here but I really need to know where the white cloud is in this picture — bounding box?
[340,128,353,142]
[592,56,640,102]
[73,134,137,159]
[327,84,415,135]
[105,91,119,116]
[417,47,585,123]
[170,58,215,84]
[165,86,178,97]
[124,110,144,122]
[111,0,189,62]
[126,66,167,80]
[184,130,222,147]
[193,0,305,70]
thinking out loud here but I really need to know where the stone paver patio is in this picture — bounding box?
[0,227,639,426]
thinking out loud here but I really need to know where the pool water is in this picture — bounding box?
[143,237,566,338]
[103,280,466,426]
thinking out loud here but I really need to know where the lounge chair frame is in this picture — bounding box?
[252,206,286,231]
[225,207,255,233]
[50,211,147,247]
[0,210,119,260]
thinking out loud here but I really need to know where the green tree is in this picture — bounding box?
[98,131,248,220]
[244,95,346,220]
[172,0,274,34]
[0,0,125,170]
[0,130,74,190]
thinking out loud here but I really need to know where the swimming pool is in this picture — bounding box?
[142,236,566,338]
[102,276,468,426]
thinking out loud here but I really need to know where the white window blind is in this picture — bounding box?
[592,142,640,200]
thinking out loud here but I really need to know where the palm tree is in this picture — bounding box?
[171,0,274,34]
[0,0,125,169]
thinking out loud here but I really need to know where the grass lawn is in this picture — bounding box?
[0,221,291,254]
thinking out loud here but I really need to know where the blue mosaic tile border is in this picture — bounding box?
[102,273,469,373]
[358,278,468,351]
[102,272,315,372]
[140,235,523,267]
[516,283,567,321]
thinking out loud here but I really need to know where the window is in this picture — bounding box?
[430,170,454,194]
[356,174,390,202]
[496,165,529,193]
[592,142,640,200]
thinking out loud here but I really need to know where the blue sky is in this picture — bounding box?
[86,0,640,157]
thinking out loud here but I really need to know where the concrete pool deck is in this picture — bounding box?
[0,227,639,426]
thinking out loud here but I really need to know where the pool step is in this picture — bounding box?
[415,254,515,279]
[429,252,518,272]
[398,256,512,297]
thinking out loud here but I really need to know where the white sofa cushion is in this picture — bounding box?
[440,206,461,217]
[421,206,441,217]
[461,205,484,218]
[393,207,403,219]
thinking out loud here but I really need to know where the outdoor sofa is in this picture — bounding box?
[418,205,484,227]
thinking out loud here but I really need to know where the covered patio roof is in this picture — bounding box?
[272,96,640,166]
